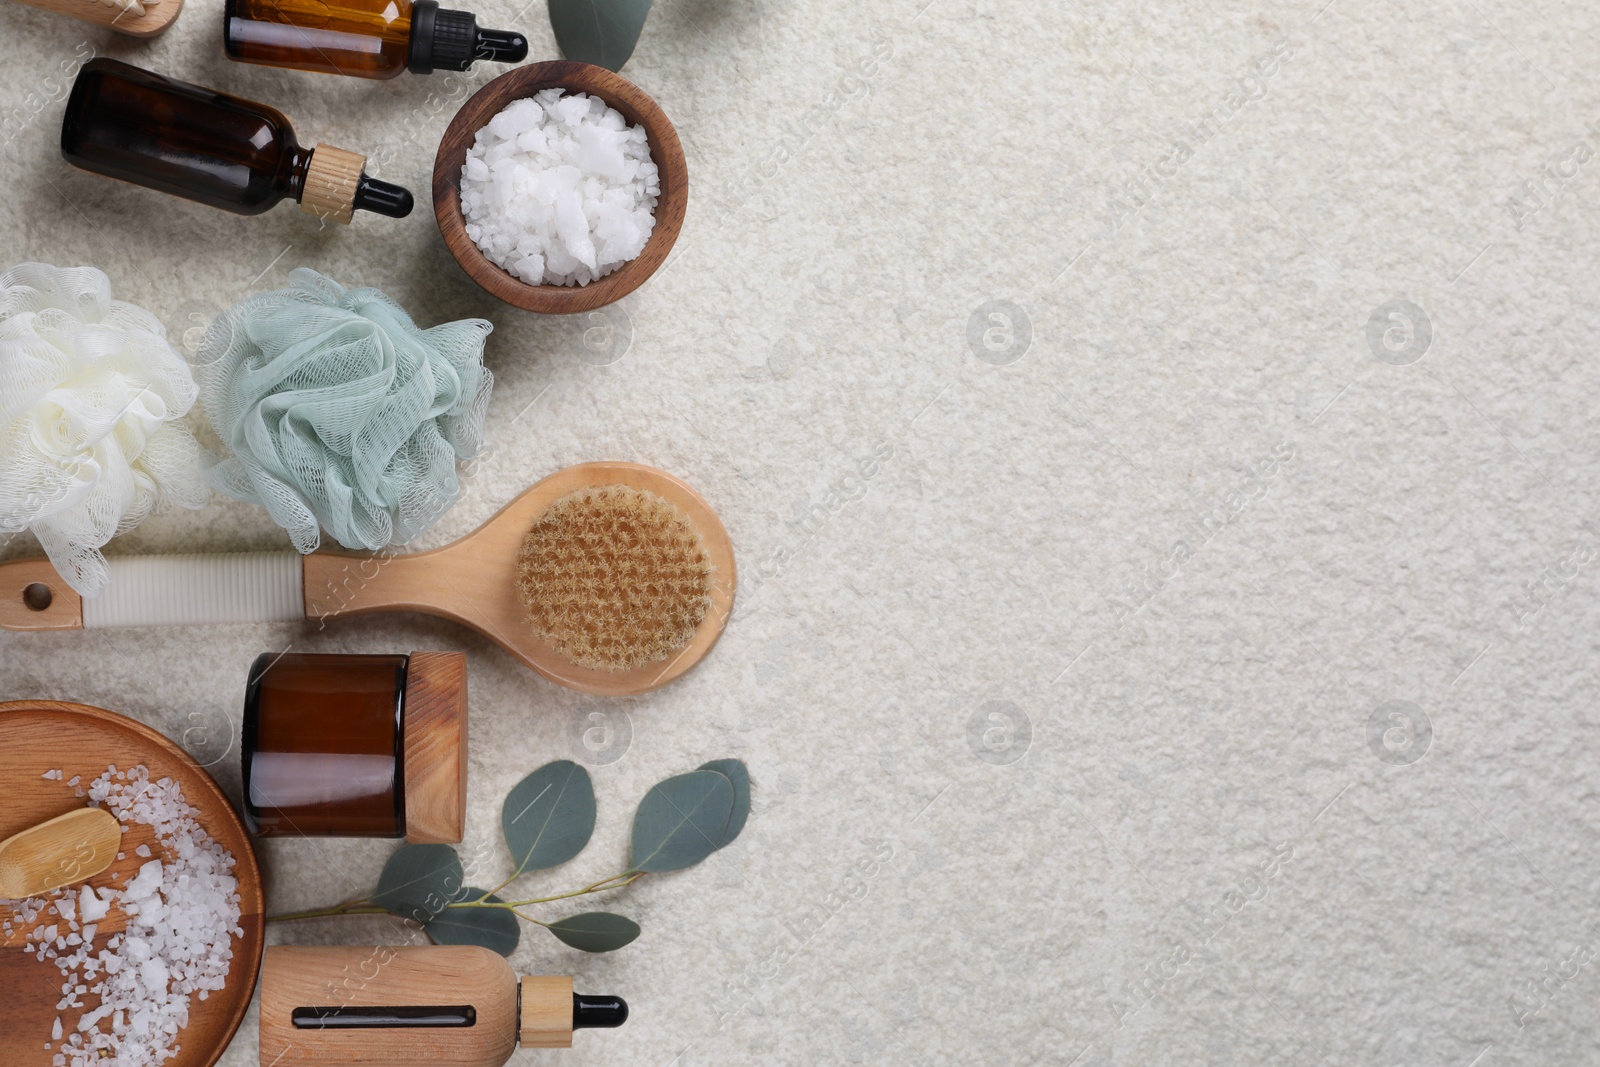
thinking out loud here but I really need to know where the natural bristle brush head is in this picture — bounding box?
[515,485,712,672]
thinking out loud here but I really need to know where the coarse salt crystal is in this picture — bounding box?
[16,764,240,1067]
[459,90,659,287]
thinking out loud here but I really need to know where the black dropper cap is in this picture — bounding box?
[354,175,414,219]
[408,0,528,74]
[572,993,628,1030]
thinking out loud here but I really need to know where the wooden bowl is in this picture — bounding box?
[0,701,265,1067]
[432,62,688,314]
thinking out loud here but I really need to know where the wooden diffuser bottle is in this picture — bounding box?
[259,946,627,1065]
[241,651,467,843]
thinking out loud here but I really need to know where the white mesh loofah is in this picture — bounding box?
[0,263,208,598]
[196,268,493,553]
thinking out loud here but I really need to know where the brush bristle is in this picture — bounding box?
[515,485,712,672]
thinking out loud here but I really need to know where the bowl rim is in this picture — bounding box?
[432,61,687,315]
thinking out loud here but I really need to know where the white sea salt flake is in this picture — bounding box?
[77,886,110,924]
[459,90,659,287]
[124,860,162,902]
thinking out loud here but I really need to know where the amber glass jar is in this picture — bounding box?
[242,651,466,842]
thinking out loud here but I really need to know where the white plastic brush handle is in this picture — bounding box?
[82,553,305,629]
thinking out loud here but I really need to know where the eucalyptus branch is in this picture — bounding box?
[266,871,646,925]
[265,899,387,924]
[448,871,645,911]
[265,758,748,954]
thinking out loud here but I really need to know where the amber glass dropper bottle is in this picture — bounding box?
[61,58,414,224]
[224,0,528,79]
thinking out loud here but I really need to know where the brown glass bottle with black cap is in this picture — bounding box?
[61,58,413,224]
[224,0,527,79]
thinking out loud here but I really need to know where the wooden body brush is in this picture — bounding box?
[0,463,734,696]
[258,945,626,1065]
[7,0,183,37]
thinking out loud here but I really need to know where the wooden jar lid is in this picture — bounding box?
[402,651,468,844]
[300,143,364,225]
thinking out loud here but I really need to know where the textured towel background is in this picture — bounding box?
[3,0,1600,1063]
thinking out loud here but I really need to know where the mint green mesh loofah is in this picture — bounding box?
[196,269,493,553]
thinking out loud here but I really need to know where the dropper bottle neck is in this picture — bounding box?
[297,144,414,223]
[407,0,529,74]
[516,976,628,1049]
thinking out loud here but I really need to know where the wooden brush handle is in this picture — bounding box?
[302,549,459,624]
[8,0,184,36]
[0,548,460,633]
[0,553,302,632]
[0,557,82,632]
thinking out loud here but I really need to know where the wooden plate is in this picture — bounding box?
[432,61,688,314]
[0,701,264,1067]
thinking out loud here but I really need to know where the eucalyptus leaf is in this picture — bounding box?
[629,770,734,873]
[502,760,596,877]
[371,844,462,924]
[548,0,653,72]
[547,911,641,953]
[426,886,522,957]
[697,759,750,850]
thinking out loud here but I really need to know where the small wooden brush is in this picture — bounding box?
[516,484,712,672]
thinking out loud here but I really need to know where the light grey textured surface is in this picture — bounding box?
[3,0,1600,1064]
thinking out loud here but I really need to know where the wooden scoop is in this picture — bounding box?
[0,808,119,899]
[0,463,734,696]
